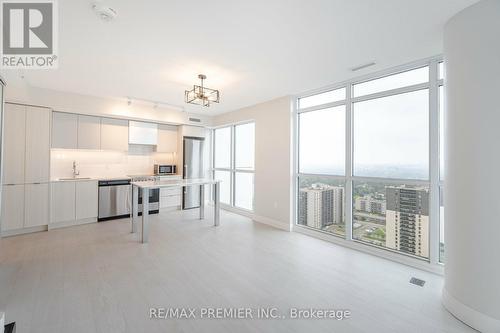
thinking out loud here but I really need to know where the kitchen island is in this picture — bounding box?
[130,178,221,243]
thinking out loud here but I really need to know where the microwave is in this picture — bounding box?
[154,164,177,175]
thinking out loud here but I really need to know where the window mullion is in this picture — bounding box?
[345,83,353,241]
[429,60,441,265]
[231,126,236,207]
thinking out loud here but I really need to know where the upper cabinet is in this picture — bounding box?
[25,106,51,183]
[52,113,129,151]
[157,124,178,153]
[180,125,207,138]
[3,104,26,184]
[52,112,78,149]
[129,121,158,145]
[101,118,128,151]
[77,115,101,149]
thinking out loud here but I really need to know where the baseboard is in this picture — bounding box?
[442,287,500,333]
[251,215,292,231]
[48,217,97,230]
[217,204,292,232]
[1,225,48,237]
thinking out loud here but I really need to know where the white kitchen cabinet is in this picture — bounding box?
[101,117,129,151]
[160,195,181,209]
[52,112,78,149]
[129,121,158,145]
[25,106,51,183]
[157,124,178,153]
[3,104,26,184]
[50,181,76,223]
[1,185,25,231]
[160,187,181,196]
[75,180,98,219]
[77,115,101,149]
[180,125,206,138]
[159,176,182,210]
[24,183,50,228]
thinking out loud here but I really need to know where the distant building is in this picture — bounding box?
[354,196,386,215]
[385,186,429,258]
[299,183,344,229]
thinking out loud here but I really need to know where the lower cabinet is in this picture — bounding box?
[50,180,98,226]
[160,195,182,209]
[1,180,98,233]
[1,184,25,231]
[159,176,182,211]
[50,181,76,224]
[25,183,49,227]
[1,183,50,232]
[75,180,98,219]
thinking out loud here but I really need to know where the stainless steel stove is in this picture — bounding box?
[129,175,160,215]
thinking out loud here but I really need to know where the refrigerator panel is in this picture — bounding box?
[183,137,204,209]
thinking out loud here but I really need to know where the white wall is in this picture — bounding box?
[4,83,212,127]
[443,1,500,332]
[213,97,293,230]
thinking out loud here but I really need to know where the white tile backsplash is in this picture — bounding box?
[51,147,176,179]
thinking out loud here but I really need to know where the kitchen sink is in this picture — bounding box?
[58,177,92,181]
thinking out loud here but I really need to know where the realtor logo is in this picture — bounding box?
[1,0,58,68]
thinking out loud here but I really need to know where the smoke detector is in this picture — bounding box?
[92,2,117,22]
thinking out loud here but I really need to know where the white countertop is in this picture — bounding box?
[131,178,220,189]
[50,177,98,182]
[50,174,181,182]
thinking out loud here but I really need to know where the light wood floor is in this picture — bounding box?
[0,209,474,333]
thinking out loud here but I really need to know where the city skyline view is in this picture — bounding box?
[297,63,444,263]
[298,178,431,259]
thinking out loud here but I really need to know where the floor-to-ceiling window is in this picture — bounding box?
[213,122,255,211]
[296,58,444,266]
[297,88,346,236]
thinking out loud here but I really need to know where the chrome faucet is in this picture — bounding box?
[72,160,80,178]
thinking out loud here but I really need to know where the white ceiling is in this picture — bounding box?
[2,0,478,115]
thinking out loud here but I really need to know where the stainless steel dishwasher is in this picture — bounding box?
[98,179,131,221]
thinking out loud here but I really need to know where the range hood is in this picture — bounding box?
[129,121,158,145]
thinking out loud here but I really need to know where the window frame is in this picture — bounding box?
[293,56,444,271]
[212,121,255,212]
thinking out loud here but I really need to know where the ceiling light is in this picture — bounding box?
[184,74,220,107]
[92,2,117,22]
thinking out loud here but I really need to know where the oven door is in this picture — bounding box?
[138,188,160,213]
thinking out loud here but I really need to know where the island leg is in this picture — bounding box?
[214,182,220,226]
[131,184,138,233]
[200,184,205,220]
[142,188,149,243]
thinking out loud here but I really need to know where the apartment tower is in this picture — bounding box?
[299,184,344,229]
[385,186,429,258]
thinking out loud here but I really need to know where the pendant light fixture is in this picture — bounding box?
[184,74,220,107]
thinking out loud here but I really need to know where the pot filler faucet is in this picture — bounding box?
[72,160,80,178]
